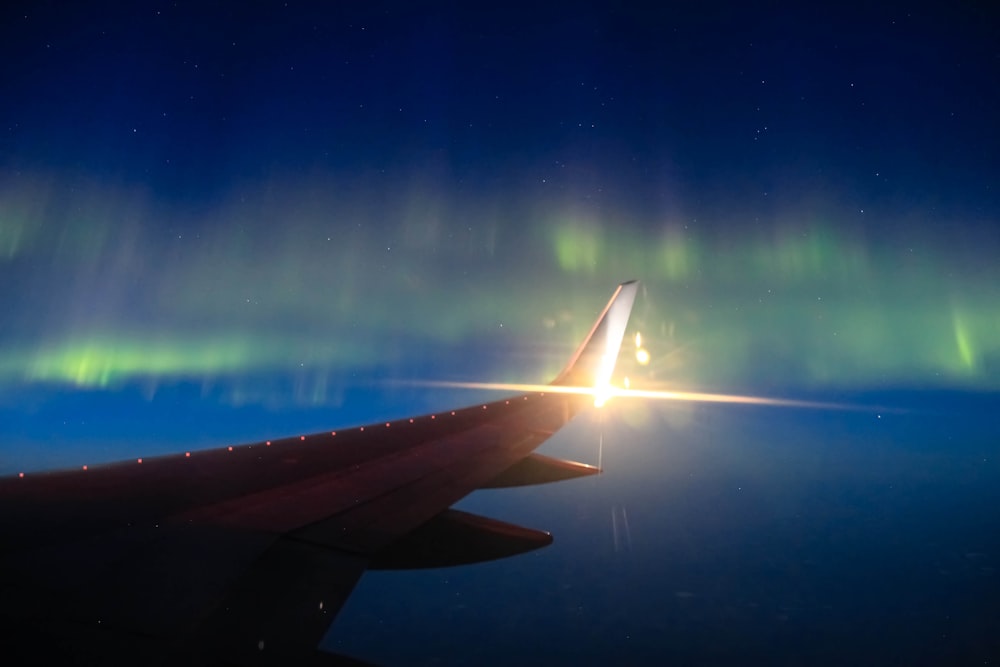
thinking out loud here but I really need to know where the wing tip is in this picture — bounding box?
[552,280,640,387]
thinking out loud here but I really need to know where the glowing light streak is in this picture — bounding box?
[409,380,864,411]
[591,346,618,407]
[611,505,632,552]
[584,289,638,407]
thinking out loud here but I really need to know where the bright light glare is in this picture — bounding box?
[593,384,610,407]
[409,380,866,411]
[593,352,615,407]
[633,331,650,365]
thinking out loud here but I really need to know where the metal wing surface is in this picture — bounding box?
[0,281,639,665]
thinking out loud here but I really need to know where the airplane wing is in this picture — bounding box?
[0,281,639,665]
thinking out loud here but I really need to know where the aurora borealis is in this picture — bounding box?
[1,3,998,460]
[2,178,996,398]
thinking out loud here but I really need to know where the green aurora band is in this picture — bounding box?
[1,174,997,404]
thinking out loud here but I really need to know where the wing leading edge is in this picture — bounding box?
[0,281,640,665]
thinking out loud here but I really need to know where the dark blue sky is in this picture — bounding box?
[4,2,997,217]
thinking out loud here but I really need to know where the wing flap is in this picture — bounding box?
[369,508,552,570]
[481,452,600,488]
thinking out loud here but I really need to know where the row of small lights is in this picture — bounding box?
[14,393,547,479]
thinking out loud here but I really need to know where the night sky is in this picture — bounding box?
[1,2,999,664]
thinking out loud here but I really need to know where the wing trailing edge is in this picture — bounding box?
[479,452,600,488]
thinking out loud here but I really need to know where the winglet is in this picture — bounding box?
[551,280,639,403]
